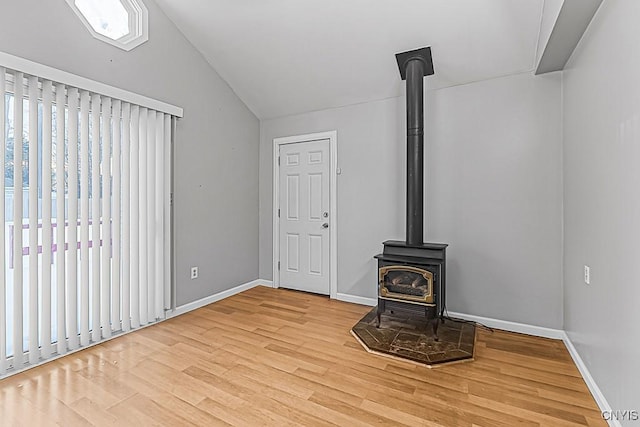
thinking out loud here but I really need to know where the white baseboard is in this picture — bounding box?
[336,293,377,306]
[562,333,617,427]
[167,279,270,318]
[446,311,565,340]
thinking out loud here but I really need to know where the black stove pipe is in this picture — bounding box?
[396,47,434,247]
[405,59,425,246]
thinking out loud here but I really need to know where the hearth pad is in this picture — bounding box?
[351,307,475,367]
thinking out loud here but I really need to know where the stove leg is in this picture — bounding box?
[432,317,439,341]
[376,299,385,328]
[424,308,438,341]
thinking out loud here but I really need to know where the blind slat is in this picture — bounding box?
[155,112,164,318]
[55,83,67,355]
[121,103,131,332]
[67,87,80,351]
[129,105,140,329]
[79,90,90,347]
[146,111,155,321]
[112,100,121,332]
[41,79,53,359]
[138,108,148,325]
[90,93,101,343]
[27,75,39,365]
[164,115,171,310]
[100,97,112,339]
[12,71,24,367]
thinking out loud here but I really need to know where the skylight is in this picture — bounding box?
[75,0,130,40]
[66,0,149,51]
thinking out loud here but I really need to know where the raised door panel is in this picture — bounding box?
[308,173,322,221]
[286,233,299,272]
[286,174,299,220]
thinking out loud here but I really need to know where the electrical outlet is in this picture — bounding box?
[190,266,198,280]
[584,265,590,285]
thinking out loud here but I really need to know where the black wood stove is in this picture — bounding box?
[374,47,447,340]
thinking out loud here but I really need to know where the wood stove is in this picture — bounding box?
[375,240,446,339]
[374,47,447,340]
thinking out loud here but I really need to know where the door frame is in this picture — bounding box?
[272,130,338,299]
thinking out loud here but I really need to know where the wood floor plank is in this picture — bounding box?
[69,397,118,426]
[0,287,605,426]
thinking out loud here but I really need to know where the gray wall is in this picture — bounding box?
[0,0,260,306]
[563,0,640,413]
[260,72,563,328]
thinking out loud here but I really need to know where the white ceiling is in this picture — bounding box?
[154,0,545,119]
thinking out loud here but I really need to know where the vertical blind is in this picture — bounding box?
[0,64,175,376]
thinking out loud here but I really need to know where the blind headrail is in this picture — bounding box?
[0,50,183,117]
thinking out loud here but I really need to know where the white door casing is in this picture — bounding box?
[273,131,337,298]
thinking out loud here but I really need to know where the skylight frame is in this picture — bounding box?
[65,0,149,51]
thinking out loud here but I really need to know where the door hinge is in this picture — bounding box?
[278,156,281,166]
[170,192,173,206]
[278,261,280,270]
[278,208,280,218]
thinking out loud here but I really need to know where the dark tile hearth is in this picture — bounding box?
[351,307,476,367]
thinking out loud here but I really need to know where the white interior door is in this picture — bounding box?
[278,139,330,295]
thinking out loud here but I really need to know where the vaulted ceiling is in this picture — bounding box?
[155,0,547,119]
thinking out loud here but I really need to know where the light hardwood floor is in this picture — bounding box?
[0,286,605,426]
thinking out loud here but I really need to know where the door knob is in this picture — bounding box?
[321,223,329,229]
